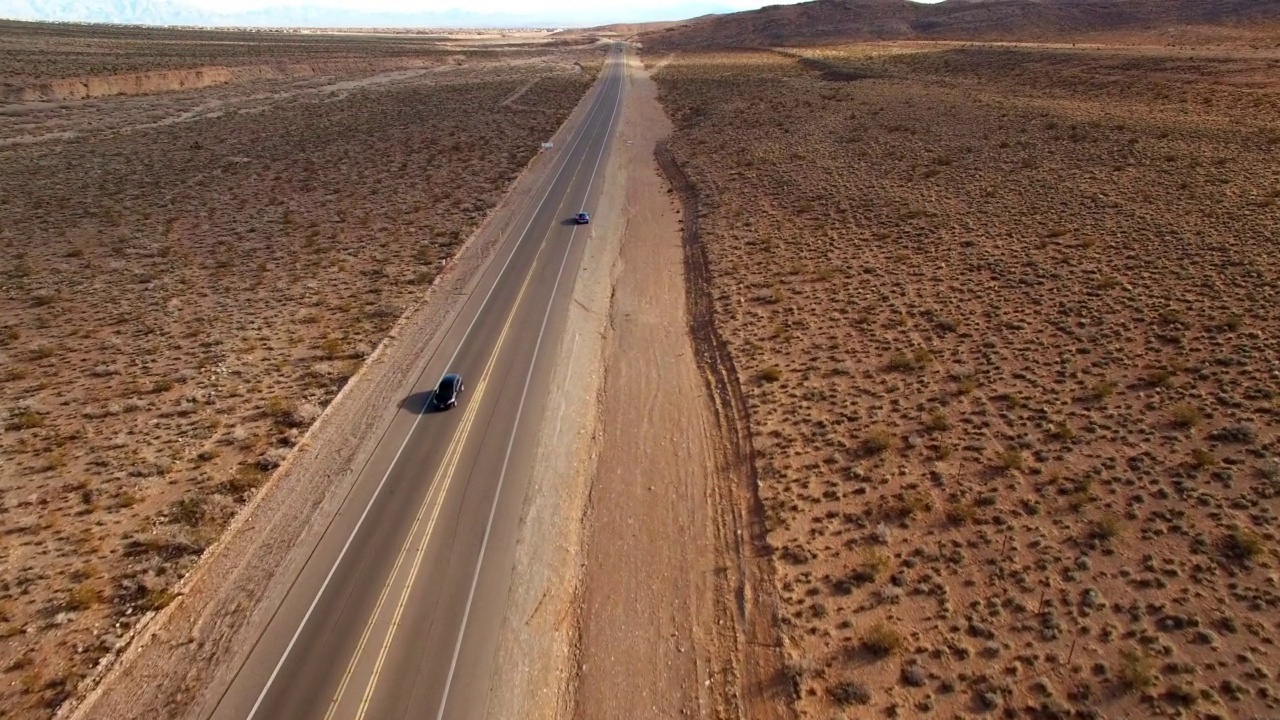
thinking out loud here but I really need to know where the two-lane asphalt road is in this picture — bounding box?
[205,43,625,720]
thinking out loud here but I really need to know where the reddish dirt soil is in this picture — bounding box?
[649,42,1280,718]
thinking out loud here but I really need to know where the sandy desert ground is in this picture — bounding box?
[0,22,600,718]
[650,42,1280,718]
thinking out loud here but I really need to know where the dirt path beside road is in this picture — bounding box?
[569,53,790,720]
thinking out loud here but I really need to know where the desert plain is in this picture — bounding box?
[647,38,1280,718]
[0,20,598,717]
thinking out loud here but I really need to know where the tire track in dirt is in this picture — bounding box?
[655,141,795,719]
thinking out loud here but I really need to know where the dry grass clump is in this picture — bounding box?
[1117,647,1157,693]
[860,427,898,456]
[653,41,1280,718]
[0,24,599,717]
[859,621,903,657]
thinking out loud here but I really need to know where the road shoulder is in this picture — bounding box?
[570,49,758,720]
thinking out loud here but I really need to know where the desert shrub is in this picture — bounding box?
[849,549,889,585]
[861,622,903,657]
[1169,403,1202,428]
[1090,514,1123,541]
[861,428,897,456]
[1162,681,1200,707]
[263,396,294,419]
[885,491,931,519]
[1221,527,1265,563]
[944,499,977,525]
[138,587,177,613]
[64,582,102,611]
[1049,422,1076,441]
[1117,647,1156,692]
[1089,379,1118,400]
[784,656,813,695]
[758,365,782,382]
[886,347,933,372]
[1209,424,1257,444]
[924,410,950,432]
[995,448,1024,472]
[829,680,872,706]
[320,336,345,358]
[1190,448,1215,469]
[5,410,45,431]
[172,495,206,527]
[223,464,268,496]
[1158,308,1188,326]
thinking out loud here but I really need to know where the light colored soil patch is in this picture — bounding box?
[651,44,1280,718]
[570,53,758,720]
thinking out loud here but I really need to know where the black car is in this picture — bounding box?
[434,373,464,409]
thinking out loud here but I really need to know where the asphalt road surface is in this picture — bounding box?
[206,43,625,720]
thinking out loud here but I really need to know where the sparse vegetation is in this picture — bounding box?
[0,22,601,716]
[652,38,1280,718]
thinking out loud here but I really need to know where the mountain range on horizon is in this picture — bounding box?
[639,0,1280,48]
[0,0,742,28]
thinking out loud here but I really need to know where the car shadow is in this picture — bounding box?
[400,390,441,414]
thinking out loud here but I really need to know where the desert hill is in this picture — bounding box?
[553,20,685,37]
[640,0,1280,48]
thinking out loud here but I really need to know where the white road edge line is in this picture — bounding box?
[433,49,625,720]
[240,66,615,720]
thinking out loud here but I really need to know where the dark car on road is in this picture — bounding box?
[574,212,590,224]
[434,373,464,410]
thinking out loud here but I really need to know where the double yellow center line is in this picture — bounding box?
[323,235,549,720]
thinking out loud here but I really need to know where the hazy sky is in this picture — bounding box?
[183,0,785,12]
[182,0,940,15]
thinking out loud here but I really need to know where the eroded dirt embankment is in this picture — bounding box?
[1,56,452,102]
[4,67,233,101]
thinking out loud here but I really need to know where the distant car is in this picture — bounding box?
[434,373,463,410]
[574,212,590,224]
